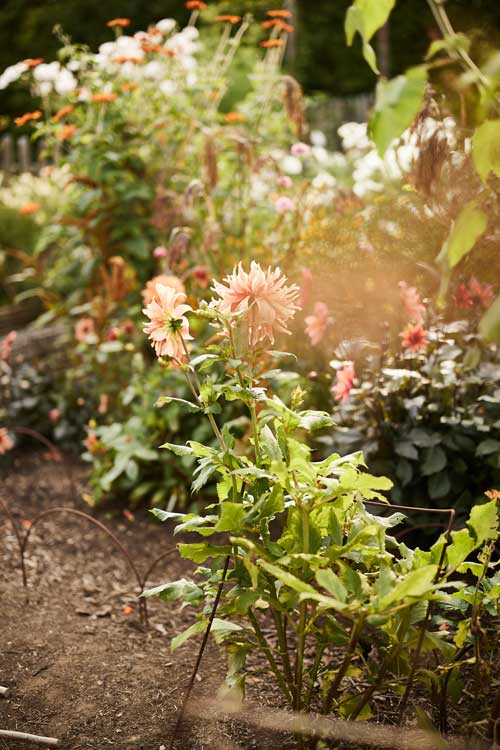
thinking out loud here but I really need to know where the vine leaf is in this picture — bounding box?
[345,0,396,73]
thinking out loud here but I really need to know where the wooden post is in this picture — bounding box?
[0,133,14,173]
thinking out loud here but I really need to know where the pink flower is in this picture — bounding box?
[213,261,300,348]
[399,281,425,323]
[305,302,332,345]
[0,427,14,455]
[400,323,428,352]
[142,274,185,306]
[277,175,293,188]
[274,196,294,213]
[333,364,355,401]
[75,318,96,343]
[455,283,473,309]
[49,409,61,423]
[299,268,313,308]
[192,264,210,288]
[153,245,168,259]
[1,331,17,362]
[291,142,311,156]
[143,283,193,360]
[469,277,494,308]
[107,327,119,341]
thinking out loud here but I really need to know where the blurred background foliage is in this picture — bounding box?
[2,0,500,129]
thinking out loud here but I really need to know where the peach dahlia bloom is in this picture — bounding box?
[0,427,14,455]
[141,274,185,306]
[332,364,355,401]
[305,302,332,346]
[75,317,96,343]
[143,284,193,360]
[399,281,425,323]
[213,261,300,347]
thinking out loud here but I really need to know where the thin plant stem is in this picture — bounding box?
[248,608,293,704]
[322,615,365,714]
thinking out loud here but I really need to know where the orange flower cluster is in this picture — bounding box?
[261,39,285,48]
[56,124,77,141]
[91,92,117,103]
[106,18,131,27]
[111,55,142,64]
[216,15,241,24]
[225,111,245,123]
[19,202,41,215]
[22,58,44,68]
[14,110,42,127]
[53,105,74,122]
[266,9,292,18]
[185,0,207,9]
[262,19,294,32]
[120,82,138,91]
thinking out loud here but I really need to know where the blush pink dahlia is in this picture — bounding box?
[143,283,192,360]
[333,363,355,401]
[399,281,425,323]
[305,302,332,346]
[213,261,300,347]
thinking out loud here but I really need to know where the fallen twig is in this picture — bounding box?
[0,729,60,746]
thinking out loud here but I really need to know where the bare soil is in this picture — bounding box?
[0,451,281,750]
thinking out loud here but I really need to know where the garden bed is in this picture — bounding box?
[0,452,284,750]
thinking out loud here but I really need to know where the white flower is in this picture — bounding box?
[33,61,60,82]
[312,146,329,164]
[54,68,77,95]
[312,172,336,189]
[310,129,327,147]
[281,155,302,175]
[143,61,163,79]
[338,121,370,151]
[353,178,383,197]
[156,18,177,35]
[0,62,28,90]
[159,79,176,96]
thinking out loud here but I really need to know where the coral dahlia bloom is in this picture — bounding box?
[143,284,193,360]
[399,281,425,322]
[455,283,473,309]
[305,302,332,346]
[469,277,494,308]
[213,261,300,347]
[141,274,185,306]
[333,363,355,401]
[400,323,428,352]
[0,427,14,455]
[75,317,96,343]
[192,264,210,288]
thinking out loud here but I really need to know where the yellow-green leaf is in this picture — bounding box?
[479,294,500,342]
[441,201,488,269]
[472,120,500,182]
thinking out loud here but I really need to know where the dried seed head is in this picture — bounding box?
[282,75,304,139]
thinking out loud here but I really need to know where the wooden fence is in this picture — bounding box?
[0,133,44,175]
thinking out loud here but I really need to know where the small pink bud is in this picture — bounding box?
[277,175,293,188]
[291,142,311,156]
[274,196,294,213]
[153,245,168,258]
[49,408,61,423]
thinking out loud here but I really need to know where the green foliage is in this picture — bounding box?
[369,66,427,155]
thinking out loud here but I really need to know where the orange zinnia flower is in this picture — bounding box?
[14,110,42,127]
[225,111,245,123]
[106,18,131,27]
[19,202,41,215]
[120,82,138,91]
[185,0,207,9]
[56,124,77,141]
[22,58,44,68]
[111,55,142,64]
[141,43,167,54]
[266,9,292,18]
[216,15,241,24]
[261,39,285,48]
[261,19,294,31]
[53,105,74,122]
[485,489,500,500]
[91,92,117,103]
